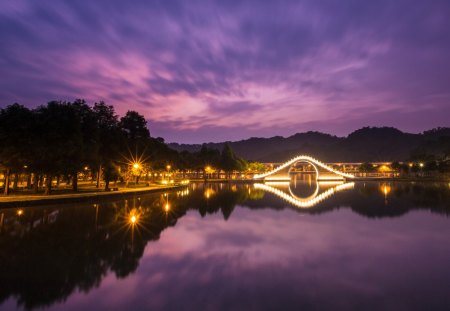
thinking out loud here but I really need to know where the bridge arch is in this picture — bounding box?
[253,155,355,181]
[287,160,319,181]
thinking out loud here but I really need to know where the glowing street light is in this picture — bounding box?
[165,165,171,182]
[131,162,143,185]
[205,166,212,180]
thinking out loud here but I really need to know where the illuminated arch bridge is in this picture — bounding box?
[253,155,355,181]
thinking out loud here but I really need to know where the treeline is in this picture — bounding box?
[170,126,450,163]
[0,100,262,195]
[0,100,178,194]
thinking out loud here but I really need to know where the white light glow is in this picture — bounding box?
[254,182,355,208]
[253,155,355,180]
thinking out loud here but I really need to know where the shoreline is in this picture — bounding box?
[1,177,448,208]
[0,184,187,209]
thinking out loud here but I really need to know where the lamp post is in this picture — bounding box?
[133,163,140,184]
[205,166,211,181]
[166,165,171,182]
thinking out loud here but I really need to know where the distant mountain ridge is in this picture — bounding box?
[169,127,450,162]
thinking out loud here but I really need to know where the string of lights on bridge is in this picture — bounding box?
[253,155,356,180]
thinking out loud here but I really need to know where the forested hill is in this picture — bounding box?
[169,127,450,162]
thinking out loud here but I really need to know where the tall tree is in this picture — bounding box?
[119,111,152,183]
[120,111,150,143]
[220,143,245,178]
[70,99,99,191]
[93,102,122,188]
[0,104,35,195]
[33,101,84,194]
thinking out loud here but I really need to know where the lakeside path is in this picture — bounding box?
[0,184,187,209]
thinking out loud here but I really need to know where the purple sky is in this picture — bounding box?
[1,1,449,143]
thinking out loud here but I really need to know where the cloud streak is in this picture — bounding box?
[1,0,449,142]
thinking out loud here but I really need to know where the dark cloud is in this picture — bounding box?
[0,0,449,142]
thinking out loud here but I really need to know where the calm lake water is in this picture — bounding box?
[0,179,450,311]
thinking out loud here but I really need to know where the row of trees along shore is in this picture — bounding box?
[1,101,447,196]
[0,101,257,195]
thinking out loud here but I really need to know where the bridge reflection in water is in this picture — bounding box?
[254,176,354,208]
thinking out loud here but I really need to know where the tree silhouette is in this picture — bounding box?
[0,104,35,194]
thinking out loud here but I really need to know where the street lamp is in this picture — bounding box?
[132,163,141,184]
[166,165,171,182]
[205,166,211,180]
[419,162,425,177]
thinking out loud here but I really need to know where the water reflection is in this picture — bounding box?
[255,181,354,208]
[0,181,449,310]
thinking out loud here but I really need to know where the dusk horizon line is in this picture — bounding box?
[167,125,449,145]
[2,100,446,145]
